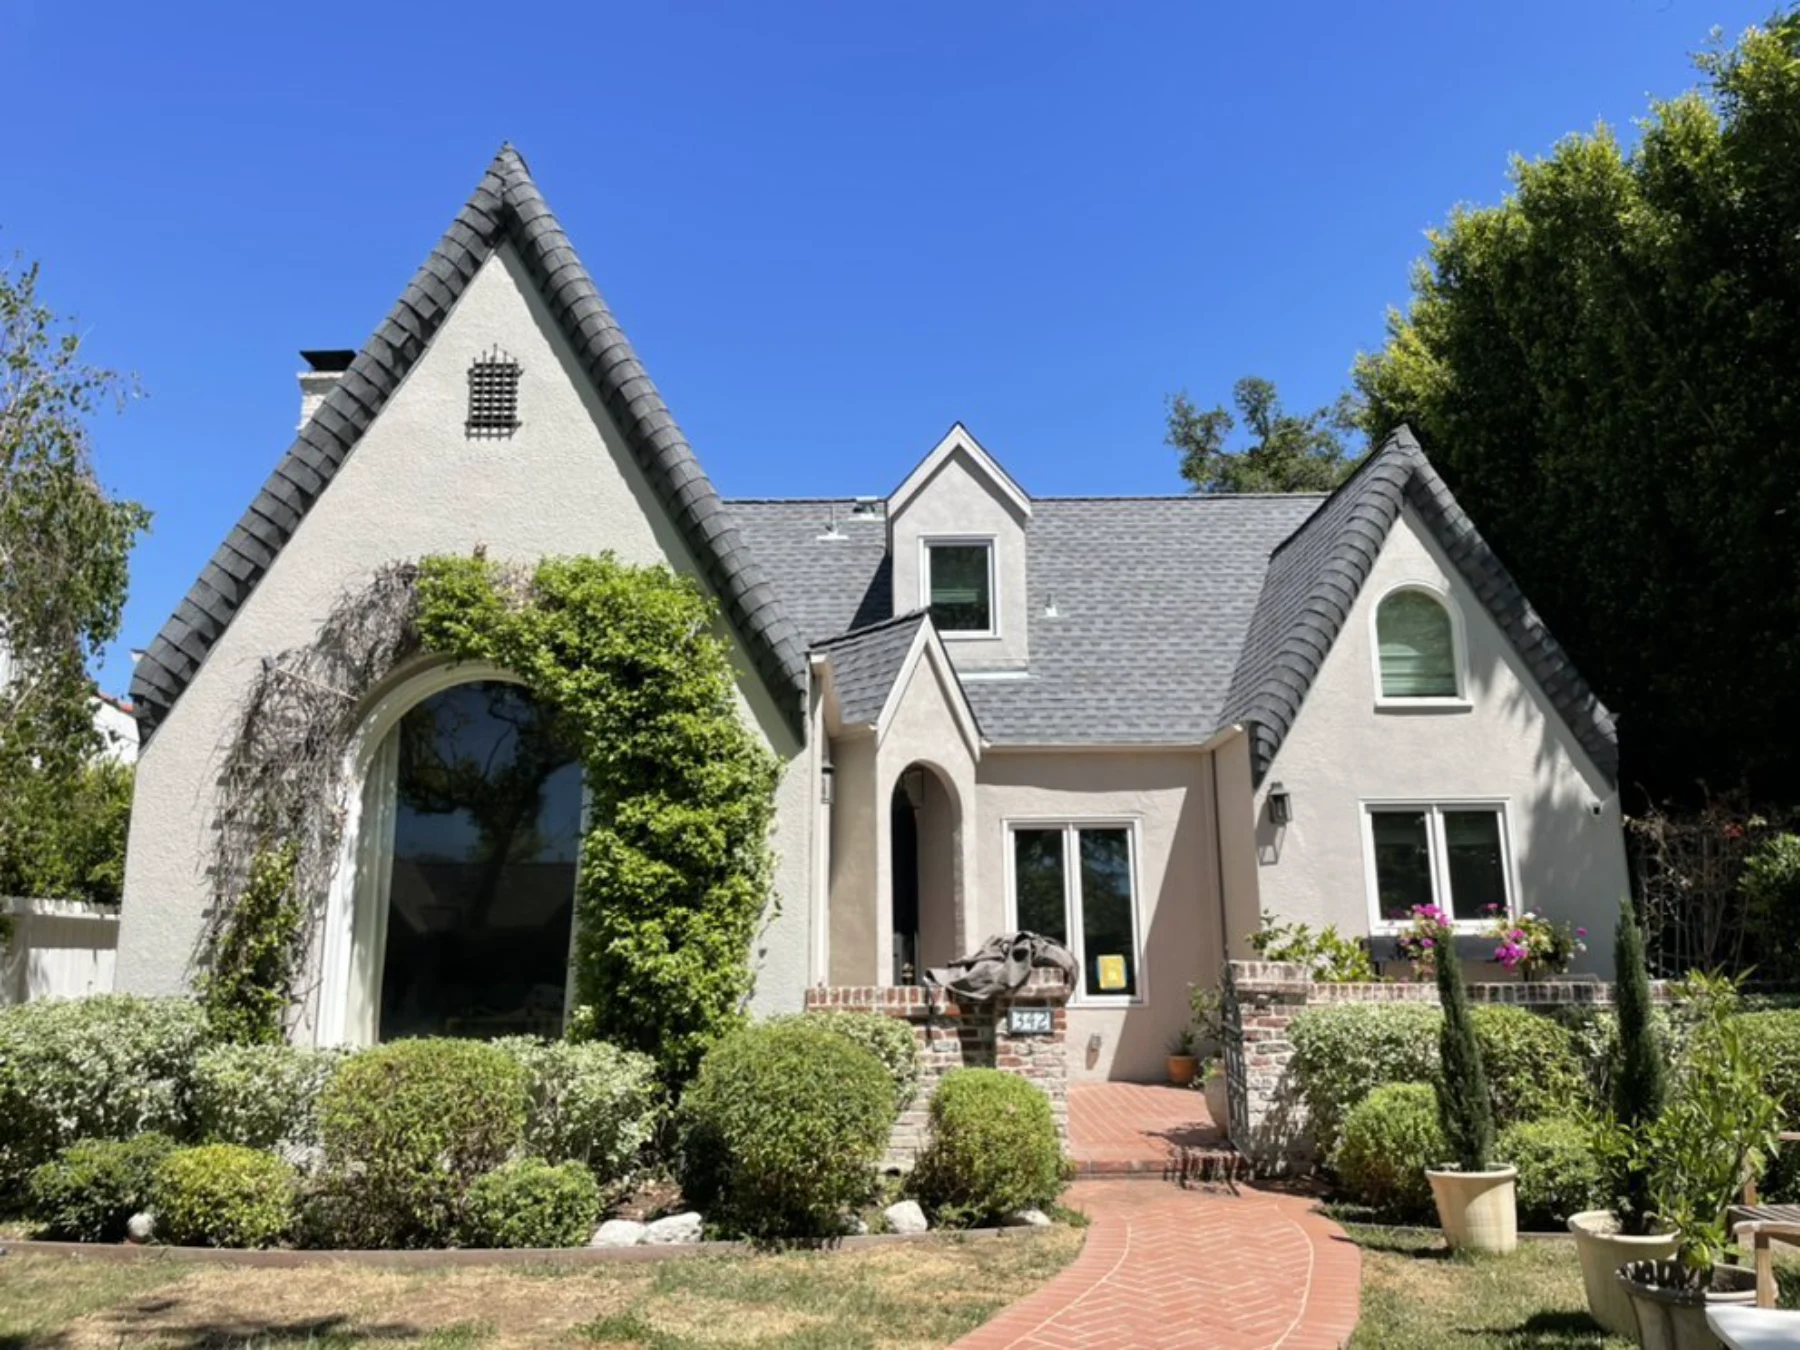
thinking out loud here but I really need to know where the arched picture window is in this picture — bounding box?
[1376,590,1458,698]
[375,680,581,1040]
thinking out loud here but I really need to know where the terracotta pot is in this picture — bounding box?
[1203,1071,1231,1140]
[1166,1054,1198,1087]
[1568,1210,1679,1340]
[1617,1259,1756,1350]
[1426,1165,1517,1254]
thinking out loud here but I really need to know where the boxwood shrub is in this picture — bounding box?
[457,1157,600,1248]
[795,1012,922,1113]
[1497,1115,1605,1228]
[315,1039,528,1248]
[151,1144,297,1248]
[490,1037,660,1186]
[1332,1082,1443,1221]
[1738,1010,1800,1201]
[677,1020,895,1239]
[1472,1006,1588,1126]
[189,1043,346,1152]
[26,1133,178,1242]
[0,996,208,1194]
[910,1069,1065,1227]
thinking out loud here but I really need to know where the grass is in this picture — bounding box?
[0,1227,1081,1349]
[1348,1225,1800,1350]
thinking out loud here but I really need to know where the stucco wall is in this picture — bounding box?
[117,244,812,1027]
[1251,504,1627,971]
[974,749,1219,1082]
[828,731,879,985]
[887,447,1029,670]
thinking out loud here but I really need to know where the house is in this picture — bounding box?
[113,148,1627,1079]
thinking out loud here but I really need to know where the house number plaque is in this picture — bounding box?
[1007,1007,1053,1036]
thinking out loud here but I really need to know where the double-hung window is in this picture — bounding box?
[1009,822,1142,1000]
[924,539,995,635]
[1364,802,1512,928]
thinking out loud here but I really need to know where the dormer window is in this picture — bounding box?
[924,539,994,635]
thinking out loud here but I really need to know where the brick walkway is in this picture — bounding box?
[953,1084,1361,1349]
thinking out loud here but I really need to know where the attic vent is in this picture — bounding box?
[466,348,522,437]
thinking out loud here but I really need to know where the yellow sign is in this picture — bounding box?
[1095,955,1128,991]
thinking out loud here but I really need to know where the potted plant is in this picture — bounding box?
[1571,899,1679,1339]
[1188,985,1232,1134]
[1482,904,1588,980]
[1614,972,1779,1350]
[1166,1026,1199,1087]
[1423,910,1517,1253]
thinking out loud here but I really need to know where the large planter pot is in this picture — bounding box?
[1166,1054,1198,1087]
[1569,1210,1680,1340]
[1203,1071,1231,1140]
[1425,1165,1518,1254]
[1617,1259,1756,1350]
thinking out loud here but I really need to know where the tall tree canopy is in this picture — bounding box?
[0,257,149,905]
[1356,12,1800,804]
[1167,376,1361,494]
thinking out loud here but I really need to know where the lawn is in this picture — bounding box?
[0,1229,1080,1350]
[1349,1225,1800,1350]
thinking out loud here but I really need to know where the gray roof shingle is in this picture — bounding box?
[1220,427,1619,783]
[815,611,928,725]
[130,145,807,741]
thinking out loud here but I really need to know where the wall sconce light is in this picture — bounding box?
[820,761,835,806]
[1268,782,1293,826]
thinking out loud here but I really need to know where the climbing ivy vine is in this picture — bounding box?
[198,841,301,1045]
[414,554,780,1082]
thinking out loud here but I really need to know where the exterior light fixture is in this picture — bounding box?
[1268,783,1293,826]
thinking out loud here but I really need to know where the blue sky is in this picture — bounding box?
[0,0,1774,695]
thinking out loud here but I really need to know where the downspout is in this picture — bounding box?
[1211,749,1230,974]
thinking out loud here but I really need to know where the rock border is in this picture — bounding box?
[0,1225,1049,1270]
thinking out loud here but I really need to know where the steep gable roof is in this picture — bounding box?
[130,146,807,741]
[815,611,929,726]
[1221,427,1620,784]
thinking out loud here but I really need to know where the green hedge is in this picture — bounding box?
[26,1133,178,1242]
[795,1012,922,1114]
[1739,1011,1800,1201]
[677,1020,895,1239]
[151,1144,297,1248]
[189,1043,345,1151]
[1333,1083,1443,1221]
[458,1158,600,1249]
[910,1070,1065,1227]
[490,1037,660,1187]
[0,996,207,1193]
[1498,1116,1606,1228]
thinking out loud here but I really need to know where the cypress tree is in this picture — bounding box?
[1434,930,1495,1171]
[1612,896,1667,1234]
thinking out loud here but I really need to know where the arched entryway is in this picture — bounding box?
[322,665,582,1044]
[890,762,960,985]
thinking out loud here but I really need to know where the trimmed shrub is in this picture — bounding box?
[316,1039,528,1248]
[1469,1006,1587,1126]
[1333,1083,1444,1221]
[151,1144,297,1248]
[1435,928,1495,1171]
[0,995,208,1193]
[1612,898,1667,1235]
[458,1158,600,1249]
[677,1020,895,1239]
[190,1043,345,1152]
[26,1133,178,1242]
[793,1012,922,1113]
[1738,1010,1800,1201]
[910,1070,1065,1227]
[1289,1003,1439,1155]
[1498,1116,1605,1228]
[490,1037,660,1186]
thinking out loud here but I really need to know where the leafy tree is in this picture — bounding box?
[1355,12,1800,802]
[0,257,148,910]
[1167,377,1361,493]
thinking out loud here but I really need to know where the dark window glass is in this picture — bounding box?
[1013,829,1066,944]
[1443,810,1506,921]
[928,544,992,632]
[1078,829,1137,998]
[380,681,581,1041]
[1371,810,1434,921]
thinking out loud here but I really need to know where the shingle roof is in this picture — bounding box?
[815,611,928,725]
[1221,427,1620,783]
[724,502,891,645]
[129,145,807,741]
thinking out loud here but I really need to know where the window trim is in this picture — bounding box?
[1369,581,1471,711]
[1360,798,1517,934]
[1002,817,1146,1007]
[919,535,998,640]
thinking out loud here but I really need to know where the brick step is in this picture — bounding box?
[1070,1146,1246,1189]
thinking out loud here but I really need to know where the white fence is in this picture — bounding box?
[2,896,119,1004]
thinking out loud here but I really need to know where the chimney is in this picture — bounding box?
[298,349,355,429]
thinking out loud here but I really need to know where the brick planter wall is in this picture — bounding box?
[1223,960,1663,1172]
[806,968,1073,1170]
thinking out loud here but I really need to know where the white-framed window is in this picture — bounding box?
[1005,820,1143,1003]
[1362,801,1514,931]
[1372,584,1465,703]
[922,537,996,636]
